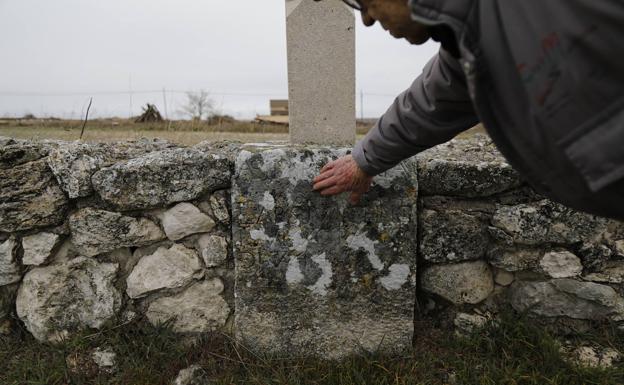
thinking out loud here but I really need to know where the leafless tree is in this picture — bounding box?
[180,89,214,120]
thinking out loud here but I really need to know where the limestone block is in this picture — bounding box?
[16,257,121,342]
[146,279,230,333]
[233,147,418,358]
[0,237,21,286]
[92,347,117,372]
[421,260,494,304]
[420,209,489,263]
[492,200,609,245]
[416,136,522,197]
[126,244,203,298]
[69,208,166,257]
[572,346,620,368]
[159,203,216,241]
[510,279,624,321]
[91,147,231,210]
[583,261,624,284]
[577,243,613,271]
[197,234,228,267]
[615,240,624,257]
[454,312,488,336]
[206,190,230,225]
[286,0,355,145]
[540,251,583,278]
[47,139,176,199]
[22,232,61,266]
[487,247,543,272]
[0,159,68,232]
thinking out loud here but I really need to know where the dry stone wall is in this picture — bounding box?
[1,134,623,357]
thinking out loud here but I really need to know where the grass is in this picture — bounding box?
[1,312,623,385]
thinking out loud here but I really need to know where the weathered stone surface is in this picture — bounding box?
[146,279,230,333]
[91,147,231,210]
[197,234,228,267]
[173,365,209,385]
[69,208,165,257]
[454,312,488,335]
[416,136,522,197]
[488,247,543,272]
[92,347,117,372]
[126,244,203,298]
[201,190,230,225]
[577,243,613,271]
[583,261,624,284]
[47,139,176,199]
[493,268,515,286]
[22,232,61,266]
[0,284,18,322]
[233,147,418,358]
[16,257,121,342]
[540,251,583,278]
[492,200,609,245]
[572,346,620,368]
[0,140,52,169]
[420,209,489,263]
[615,240,624,257]
[421,261,494,304]
[159,203,216,241]
[510,279,624,321]
[0,237,21,286]
[0,159,68,232]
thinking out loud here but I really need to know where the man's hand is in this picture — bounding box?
[313,155,373,204]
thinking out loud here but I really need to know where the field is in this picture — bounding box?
[0,118,486,145]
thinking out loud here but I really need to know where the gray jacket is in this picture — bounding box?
[352,0,624,219]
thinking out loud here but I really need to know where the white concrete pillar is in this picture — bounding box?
[286,0,356,145]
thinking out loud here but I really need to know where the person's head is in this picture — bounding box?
[343,0,429,44]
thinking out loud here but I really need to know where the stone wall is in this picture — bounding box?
[1,135,623,357]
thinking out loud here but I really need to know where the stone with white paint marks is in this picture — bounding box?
[159,203,216,241]
[22,232,61,266]
[126,244,203,298]
[233,146,418,358]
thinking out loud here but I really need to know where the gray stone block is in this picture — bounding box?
[233,146,418,358]
[286,0,355,145]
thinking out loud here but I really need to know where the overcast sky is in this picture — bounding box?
[0,0,439,119]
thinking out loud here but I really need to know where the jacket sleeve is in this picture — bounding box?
[352,48,479,176]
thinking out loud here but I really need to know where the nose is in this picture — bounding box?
[361,11,376,27]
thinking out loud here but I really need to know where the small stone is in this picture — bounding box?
[493,268,514,286]
[510,279,624,321]
[573,346,620,368]
[578,243,613,271]
[488,247,542,272]
[22,232,61,266]
[92,347,117,372]
[16,257,121,342]
[159,203,216,241]
[615,240,624,257]
[205,191,230,225]
[421,261,494,304]
[70,208,166,257]
[146,279,230,333]
[126,244,204,298]
[197,234,228,267]
[583,261,624,284]
[540,251,583,278]
[0,237,21,286]
[454,312,488,336]
[172,364,209,385]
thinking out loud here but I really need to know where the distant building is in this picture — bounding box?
[270,100,289,116]
[256,99,289,125]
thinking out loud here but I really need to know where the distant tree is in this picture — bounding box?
[180,90,214,120]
